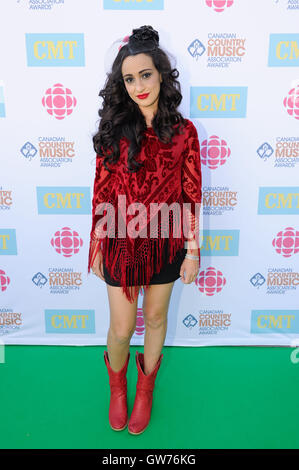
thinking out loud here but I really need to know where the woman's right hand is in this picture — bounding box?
[91,250,105,281]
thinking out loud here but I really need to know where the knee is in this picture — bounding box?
[109,323,135,344]
[143,309,167,329]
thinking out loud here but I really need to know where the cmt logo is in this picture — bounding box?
[268,34,299,67]
[45,309,95,333]
[190,87,247,117]
[103,0,164,9]
[0,82,5,117]
[205,0,234,12]
[258,187,299,214]
[0,229,17,255]
[25,34,85,66]
[36,187,90,214]
[200,230,239,256]
[251,310,299,334]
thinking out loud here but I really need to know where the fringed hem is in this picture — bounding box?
[87,232,103,274]
[88,230,189,305]
[104,234,186,304]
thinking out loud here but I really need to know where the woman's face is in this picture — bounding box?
[121,53,162,115]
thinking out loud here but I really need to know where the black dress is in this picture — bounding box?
[103,238,187,286]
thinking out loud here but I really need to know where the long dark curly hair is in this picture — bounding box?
[92,25,187,174]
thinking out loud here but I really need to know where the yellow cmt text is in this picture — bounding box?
[265,192,299,209]
[51,315,89,329]
[257,315,295,329]
[202,234,233,251]
[197,93,240,111]
[43,193,84,209]
[0,234,10,250]
[33,41,77,60]
[276,41,299,60]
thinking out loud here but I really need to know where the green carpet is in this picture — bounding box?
[0,345,298,449]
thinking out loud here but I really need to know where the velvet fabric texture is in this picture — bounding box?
[88,118,202,303]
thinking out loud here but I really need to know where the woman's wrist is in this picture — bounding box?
[185,253,199,260]
[184,243,199,259]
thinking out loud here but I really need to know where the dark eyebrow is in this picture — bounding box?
[122,68,152,78]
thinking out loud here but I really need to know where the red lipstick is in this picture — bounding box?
[137,93,149,99]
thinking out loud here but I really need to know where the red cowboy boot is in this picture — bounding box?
[128,351,163,435]
[103,350,130,431]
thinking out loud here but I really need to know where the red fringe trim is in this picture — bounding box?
[87,232,103,274]
[88,225,200,304]
[102,230,186,304]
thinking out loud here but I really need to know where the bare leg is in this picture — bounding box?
[106,284,141,372]
[142,282,175,375]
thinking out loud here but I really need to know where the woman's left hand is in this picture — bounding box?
[179,258,199,284]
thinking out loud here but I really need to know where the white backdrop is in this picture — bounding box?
[1,0,299,347]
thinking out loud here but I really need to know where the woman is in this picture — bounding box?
[88,25,202,435]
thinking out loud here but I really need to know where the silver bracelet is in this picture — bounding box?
[185,253,199,260]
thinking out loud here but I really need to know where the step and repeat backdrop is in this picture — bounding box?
[0,0,299,347]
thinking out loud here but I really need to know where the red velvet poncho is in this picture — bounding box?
[87,118,202,303]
